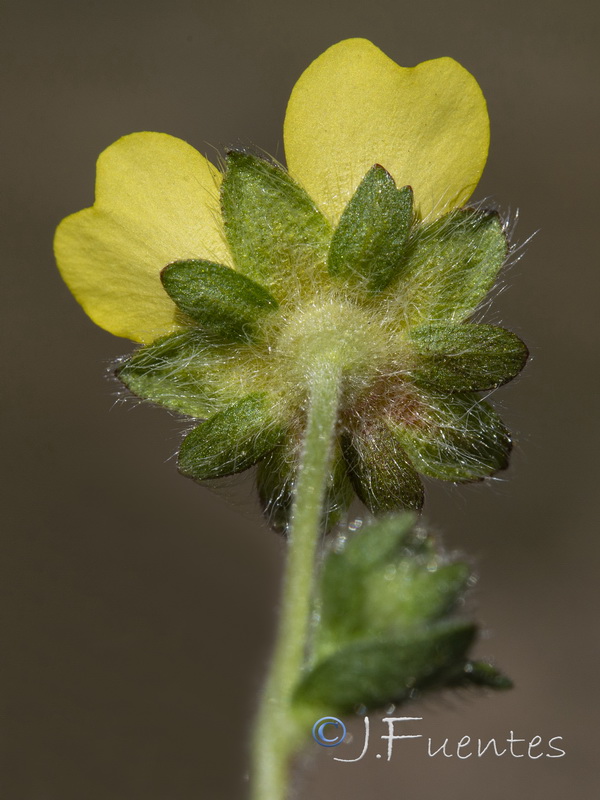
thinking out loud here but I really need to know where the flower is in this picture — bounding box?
[54,38,527,529]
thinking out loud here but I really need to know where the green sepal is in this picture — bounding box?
[220,151,332,292]
[257,438,353,534]
[161,260,278,343]
[328,165,413,292]
[396,208,508,326]
[389,391,512,482]
[294,621,476,713]
[407,323,528,391]
[341,419,424,514]
[178,393,283,480]
[116,330,232,419]
[318,514,469,646]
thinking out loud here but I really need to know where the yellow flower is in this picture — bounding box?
[54,38,489,345]
[55,38,519,525]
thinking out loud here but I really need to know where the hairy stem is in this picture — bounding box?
[250,357,342,800]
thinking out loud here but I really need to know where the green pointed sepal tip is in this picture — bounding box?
[160,259,278,343]
[178,392,283,481]
[328,165,413,292]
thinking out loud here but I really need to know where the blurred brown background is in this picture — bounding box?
[2,0,599,798]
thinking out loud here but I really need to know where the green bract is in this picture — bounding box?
[116,151,527,529]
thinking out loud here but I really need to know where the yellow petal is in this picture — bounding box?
[284,39,489,224]
[54,132,230,343]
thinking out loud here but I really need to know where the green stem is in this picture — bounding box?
[251,358,342,800]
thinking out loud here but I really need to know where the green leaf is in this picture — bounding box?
[161,260,278,342]
[363,561,471,635]
[257,438,352,534]
[318,514,469,646]
[341,420,424,514]
[407,323,528,391]
[452,660,513,690]
[178,393,282,480]
[294,621,476,713]
[317,515,415,645]
[395,208,508,326]
[389,391,512,482]
[221,152,332,293]
[306,514,509,710]
[328,165,413,292]
[116,330,233,418]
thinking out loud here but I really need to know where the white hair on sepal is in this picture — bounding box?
[106,355,153,413]
[469,220,534,355]
[484,200,535,274]
[450,200,532,328]
[108,362,202,425]
[188,466,269,520]
[419,182,468,224]
[107,354,130,403]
